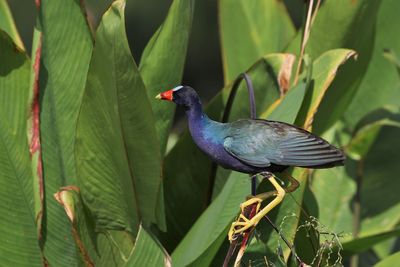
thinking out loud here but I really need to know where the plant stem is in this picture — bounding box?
[293,0,314,86]
[310,0,321,25]
[350,159,364,267]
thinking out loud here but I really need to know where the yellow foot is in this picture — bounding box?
[227,175,286,242]
[228,217,258,242]
[228,198,263,241]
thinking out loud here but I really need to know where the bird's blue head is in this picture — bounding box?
[156,85,200,110]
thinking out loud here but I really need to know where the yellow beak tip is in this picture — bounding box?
[155,94,162,100]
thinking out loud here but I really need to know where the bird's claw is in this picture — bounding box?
[228,197,263,242]
[227,176,287,242]
[228,217,257,242]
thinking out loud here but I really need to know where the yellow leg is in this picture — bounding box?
[240,197,263,214]
[228,175,286,242]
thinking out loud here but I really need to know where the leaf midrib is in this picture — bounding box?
[0,124,37,229]
[112,22,141,225]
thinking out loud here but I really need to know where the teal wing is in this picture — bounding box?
[223,119,345,167]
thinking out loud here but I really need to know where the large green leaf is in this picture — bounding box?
[263,81,307,123]
[383,49,400,77]
[219,0,296,84]
[27,22,43,236]
[94,227,171,267]
[171,171,249,267]
[139,0,194,155]
[38,0,93,264]
[53,186,138,266]
[162,53,293,250]
[373,252,400,267]
[344,0,400,129]
[358,126,400,236]
[54,187,170,266]
[0,30,42,266]
[373,238,398,263]
[312,113,400,259]
[53,187,97,265]
[343,228,400,256]
[313,0,381,134]
[311,165,355,236]
[76,0,162,235]
[285,0,382,134]
[298,49,356,130]
[346,111,400,160]
[126,226,171,267]
[0,0,24,49]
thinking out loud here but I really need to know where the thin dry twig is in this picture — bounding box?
[311,0,321,25]
[293,0,315,86]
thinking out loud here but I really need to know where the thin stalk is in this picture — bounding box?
[221,73,256,123]
[310,0,321,25]
[293,0,314,86]
[223,239,239,267]
[350,159,364,267]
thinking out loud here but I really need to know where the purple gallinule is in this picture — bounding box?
[156,85,345,241]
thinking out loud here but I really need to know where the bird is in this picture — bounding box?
[156,85,345,241]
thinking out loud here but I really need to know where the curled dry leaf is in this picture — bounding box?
[278,54,296,96]
[53,186,80,223]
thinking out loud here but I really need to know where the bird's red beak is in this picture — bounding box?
[155,90,173,101]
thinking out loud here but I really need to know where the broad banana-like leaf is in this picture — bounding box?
[38,0,93,265]
[285,0,381,134]
[345,106,400,160]
[0,30,42,266]
[263,81,307,123]
[311,113,400,264]
[53,187,97,265]
[76,0,163,236]
[139,0,194,156]
[126,226,171,267]
[0,0,24,49]
[311,0,381,134]
[343,228,400,256]
[344,0,400,129]
[27,22,43,236]
[219,0,296,84]
[297,49,356,130]
[373,252,400,267]
[383,49,400,77]
[54,186,170,266]
[355,126,400,236]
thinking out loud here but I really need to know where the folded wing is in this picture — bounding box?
[223,119,345,168]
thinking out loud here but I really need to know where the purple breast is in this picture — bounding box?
[192,130,256,173]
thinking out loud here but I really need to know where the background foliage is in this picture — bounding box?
[1,0,399,266]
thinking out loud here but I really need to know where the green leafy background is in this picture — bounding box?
[1,0,399,266]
